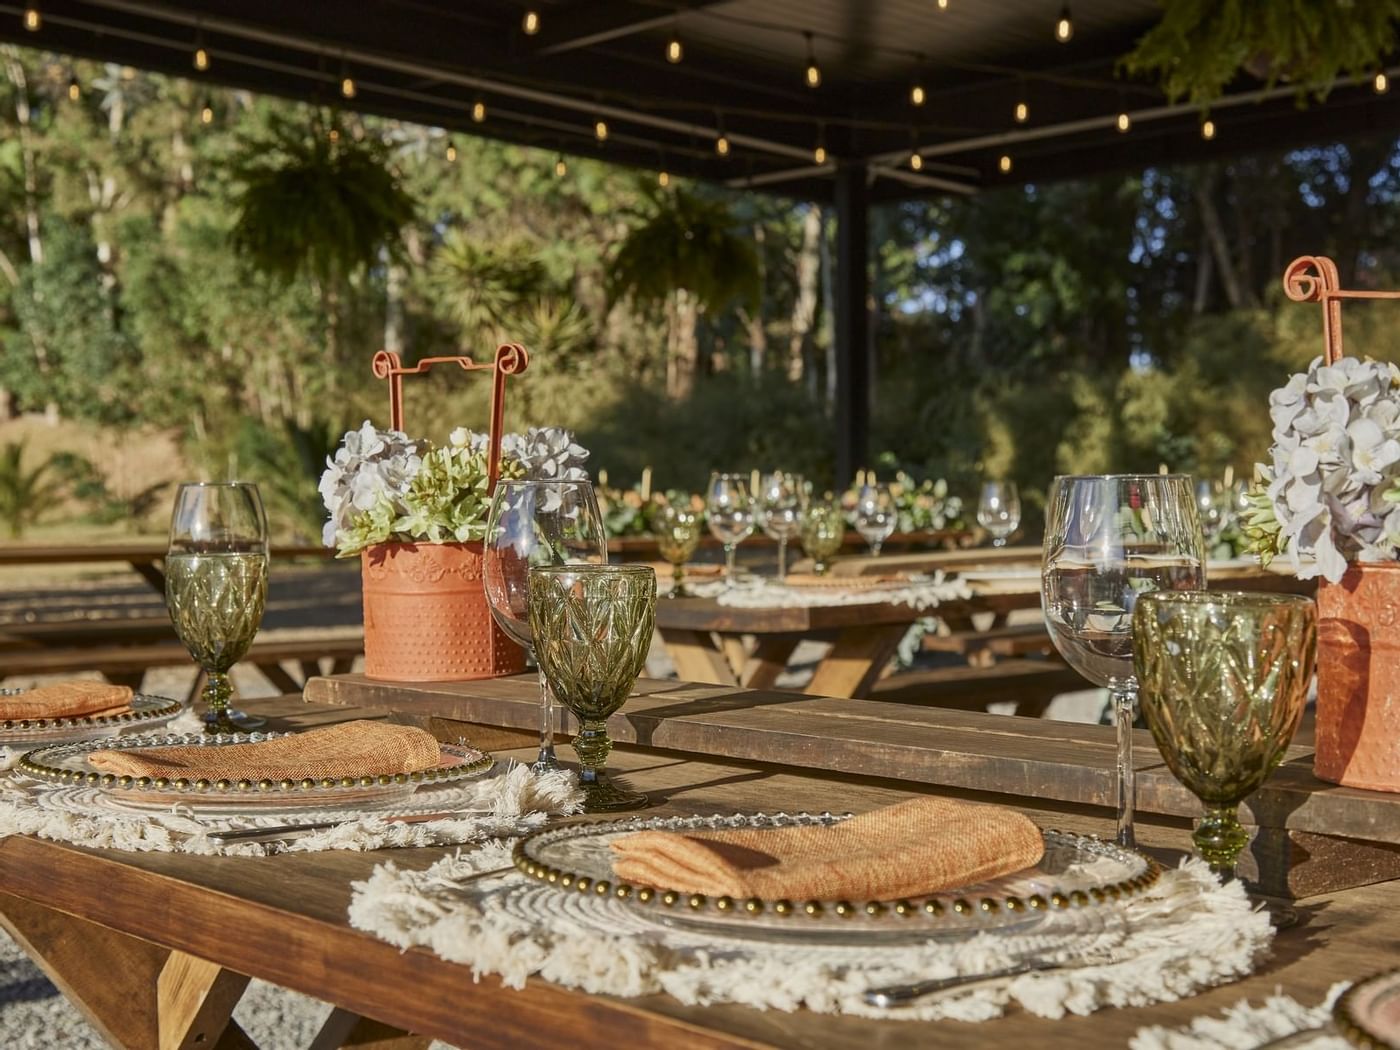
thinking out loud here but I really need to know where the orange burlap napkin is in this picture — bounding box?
[88,720,442,781]
[0,681,133,721]
[610,797,1044,900]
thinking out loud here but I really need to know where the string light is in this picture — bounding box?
[1055,5,1073,42]
[340,60,356,99]
[715,133,730,156]
[998,154,1013,174]
[658,170,670,187]
[1014,100,1029,123]
[193,46,209,71]
[666,27,683,63]
[813,124,827,165]
[200,97,214,124]
[67,76,79,102]
[910,149,923,171]
[937,0,948,8]
[1201,116,1216,140]
[22,3,39,31]
[804,32,821,88]
[910,55,926,106]
[328,128,340,143]
[445,141,457,162]
[554,154,567,177]
[1116,110,1131,132]
[594,118,608,142]
[522,9,540,35]
[472,99,486,123]
[1376,70,1390,94]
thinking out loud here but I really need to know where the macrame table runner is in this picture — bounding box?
[349,842,1274,1022]
[1130,984,1353,1049]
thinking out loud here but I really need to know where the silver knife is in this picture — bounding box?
[208,810,485,845]
[863,954,1108,1008]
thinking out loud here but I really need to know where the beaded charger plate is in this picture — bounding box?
[1336,970,1400,1050]
[514,813,1158,944]
[16,732,495,813]
[0,688,183,747]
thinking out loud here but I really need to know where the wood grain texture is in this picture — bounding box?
[157,950,250,1050]
[309,1008,431,1050]
[0,705,1396,1050]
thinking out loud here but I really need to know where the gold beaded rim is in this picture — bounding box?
[512,817,1160,923]
[15,732,495,795]
[0,691,183,733]
[1333,969,1400,1050]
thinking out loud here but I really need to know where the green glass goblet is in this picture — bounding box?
[528,564,657,812]
[654,503,702,598]
[1133,591,1316,878]
[799,501,845,575]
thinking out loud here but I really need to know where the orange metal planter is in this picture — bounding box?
[1315,562,1400,792]
[361,542,525,682]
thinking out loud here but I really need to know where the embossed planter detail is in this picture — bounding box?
[1315,562,1400,792]
[361,541,526,682]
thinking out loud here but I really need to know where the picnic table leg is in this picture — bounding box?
[256,661,304,695]
[309,1007,431,1049]
[804,624,912,699]
[719,635,750,679]
[740,636,801,690]
[657,628,739,687]
[0,892,256,1050]
[130,559,167,595]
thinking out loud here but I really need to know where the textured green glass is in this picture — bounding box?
[1133,591,1316,877]
[529,564,657,812]
[654,504,702,598]
[799,501,845,575]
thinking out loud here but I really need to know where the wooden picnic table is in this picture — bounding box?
[2,688,1391,1049]
[0,541,333,595]
[607,528,973,562]
[653,558,1314,699]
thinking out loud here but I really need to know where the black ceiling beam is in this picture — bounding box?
[531,0,725,57]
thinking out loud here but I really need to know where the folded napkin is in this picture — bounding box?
[88,720,443,781]
[610,796,1044,901]
[0,681,133,721]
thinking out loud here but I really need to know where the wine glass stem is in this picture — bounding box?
[536,665,557,766]
[202,670,235,734]
[671,561,686,598]
[1112,684,1136,848]
[724,544,737,587]
[1195,804,1248,879]
[871,540,883,557]
[777,537,787,580]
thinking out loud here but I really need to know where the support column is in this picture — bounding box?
[833,161,871,488]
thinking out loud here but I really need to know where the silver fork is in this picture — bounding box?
[863,953,1113,1008]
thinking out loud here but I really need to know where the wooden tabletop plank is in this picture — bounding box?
[0,543,332,567]
[0,709,1392,1050]
[304,674,1400,845]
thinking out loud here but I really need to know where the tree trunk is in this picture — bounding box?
[819,212,836,411]
[747,224,766,375]
[384,261,405,356]
[788,205,822,385]
[3,47,44,265]
[668,289,700,400]
[1195,172,1251,309]
[1192,232,1214,315]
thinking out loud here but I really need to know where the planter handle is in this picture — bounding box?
[1283,255,1400,365]
[371,344,530,489]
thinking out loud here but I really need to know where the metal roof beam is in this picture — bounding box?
[532,1,725,57]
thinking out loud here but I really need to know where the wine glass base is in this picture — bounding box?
[203,709,266,733]
[580,774,650,813]
[531,747,563,774]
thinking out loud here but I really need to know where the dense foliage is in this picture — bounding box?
[3,45,1400,538]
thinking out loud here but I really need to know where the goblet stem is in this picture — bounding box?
[724,544,737,587]
[532,664,560,773]
[1194,804,1249,878]
[871,539,883,557]
[992,535,1006,548]
[669,561,688,599]
[570,717,648,812]
[777,537,788,580]
[202,670,236,734]
[1111,684,1136,848]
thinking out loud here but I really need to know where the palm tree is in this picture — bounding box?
[0,441,67,538]
[608,186,761,399]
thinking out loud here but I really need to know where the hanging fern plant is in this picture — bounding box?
[230,112,417,284]
[1123,0,1400,107]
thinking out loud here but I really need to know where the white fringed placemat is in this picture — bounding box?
[349,844,1274,1022]
[678,572,971,611]
[0,761,583,857]
[1131,984,1352,1049]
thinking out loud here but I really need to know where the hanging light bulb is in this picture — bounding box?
[340,62,356,99]
[937,0,949,8]
[1201,117,1216,140]
[910,55,926,106]
[193,46,210,71]
[715,133,730,156]
[910,149,923,172]
[472,99,486,123]
[998,154,1013,174]
[814,143,827,164]
[804,32,821,88]
[594,119,608,142]
[445,141,457,162]
[554,154,567,177]
[1014,100,1029,123]
[1376,70,1390,94]
[1116,110,1131,132]
[22,4,39,31]
[328,128,340,143]
[67,76,79,102]
[200,97,214,124]
[658,169,670,187]
[522,9,540,35]
[1055,5,1073,42]
[666,29,683,64]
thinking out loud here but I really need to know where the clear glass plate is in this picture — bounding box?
[0,689,184,747]
[16,731,495,812]
[514,813,1157,943]
[1337,970,1400,1050]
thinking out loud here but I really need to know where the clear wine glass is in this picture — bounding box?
[1195,478,1228,547]
[977,480,1022,548]
[1040,474,1205,847]
[166,482,269,734]
[706,473,755,588]
[854,482,896,556]
[759,472,805,580]
[484,479,607,772]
